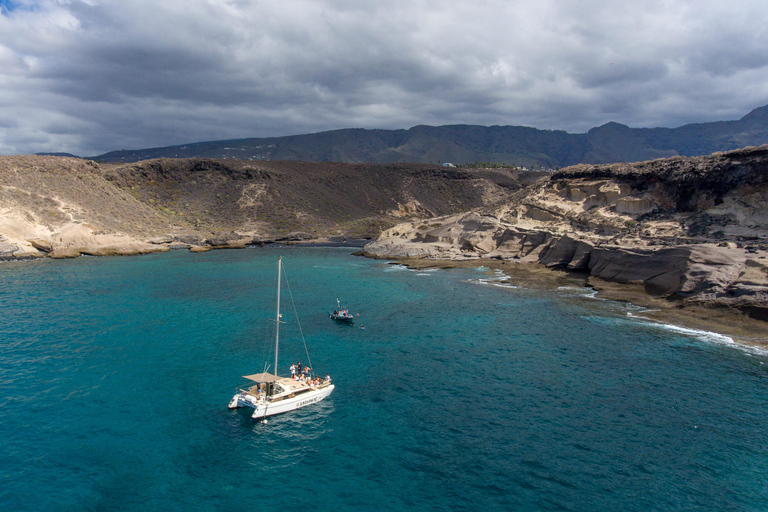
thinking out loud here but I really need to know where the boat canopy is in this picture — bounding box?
[243,373,311,393]
[243,372,281,382]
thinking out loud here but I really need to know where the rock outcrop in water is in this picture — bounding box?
[362,146,768,320]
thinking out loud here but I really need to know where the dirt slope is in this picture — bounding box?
[0,156,530,257]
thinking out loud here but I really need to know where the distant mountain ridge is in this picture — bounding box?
[88,105,768,166]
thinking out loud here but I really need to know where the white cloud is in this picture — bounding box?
[0,0,767,155]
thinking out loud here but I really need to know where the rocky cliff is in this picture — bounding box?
[362,145,768,320]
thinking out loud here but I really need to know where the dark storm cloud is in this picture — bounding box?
[0,0,767,155]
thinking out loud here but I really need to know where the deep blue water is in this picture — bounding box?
[1,247,767,511]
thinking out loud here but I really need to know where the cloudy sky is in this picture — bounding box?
[1,0,767,156]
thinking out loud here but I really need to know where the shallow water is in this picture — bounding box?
[1,247,767,511]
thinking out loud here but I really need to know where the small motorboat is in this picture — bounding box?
[329,298,355,323]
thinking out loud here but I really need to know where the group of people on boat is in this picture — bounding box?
[290,362,309,378]
[290,362,331,387]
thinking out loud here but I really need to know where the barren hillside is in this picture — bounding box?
[0,156,535,257]
[0,156,173,258]
[100,159,531,237]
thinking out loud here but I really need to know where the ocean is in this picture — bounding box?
[1,247,767,511]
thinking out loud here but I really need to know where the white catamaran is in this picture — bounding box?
[228,257,335,420]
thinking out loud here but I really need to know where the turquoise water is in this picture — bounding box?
[1,247,767,511]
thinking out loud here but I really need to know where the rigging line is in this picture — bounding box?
[281,262,314,375]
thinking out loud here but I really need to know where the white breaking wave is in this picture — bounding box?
[656,323,735,345]
[383,264,409,272]
[472,276,518,289]
[473,269,512,286]
[556,286,601,300]
[648,322,768,357]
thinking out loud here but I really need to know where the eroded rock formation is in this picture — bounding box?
[362,146,768,320]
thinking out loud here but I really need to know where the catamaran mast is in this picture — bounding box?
[275,257,282,375]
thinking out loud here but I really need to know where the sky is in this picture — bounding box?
[1,0,767,156]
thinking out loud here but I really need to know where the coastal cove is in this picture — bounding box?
[2,246,768,511]
[3,148,767,327]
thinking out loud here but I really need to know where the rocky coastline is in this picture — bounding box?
[360,146,768,333]
[364,255,768,350]
[0,230,367,261]
[1,149,767,344]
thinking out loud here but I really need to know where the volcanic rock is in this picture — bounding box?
[363,145,768,320]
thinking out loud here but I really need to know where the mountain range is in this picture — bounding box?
[81,105,768,167]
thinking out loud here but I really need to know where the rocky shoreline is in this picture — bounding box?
[362,232,768,320]
[0,231,369,261]
[4,230,764,349]
[2,148,766,346]
[360,146,768,329]
[372,256,768,351]
[2,218,766,349]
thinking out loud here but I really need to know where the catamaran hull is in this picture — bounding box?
[229,384,335,419]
